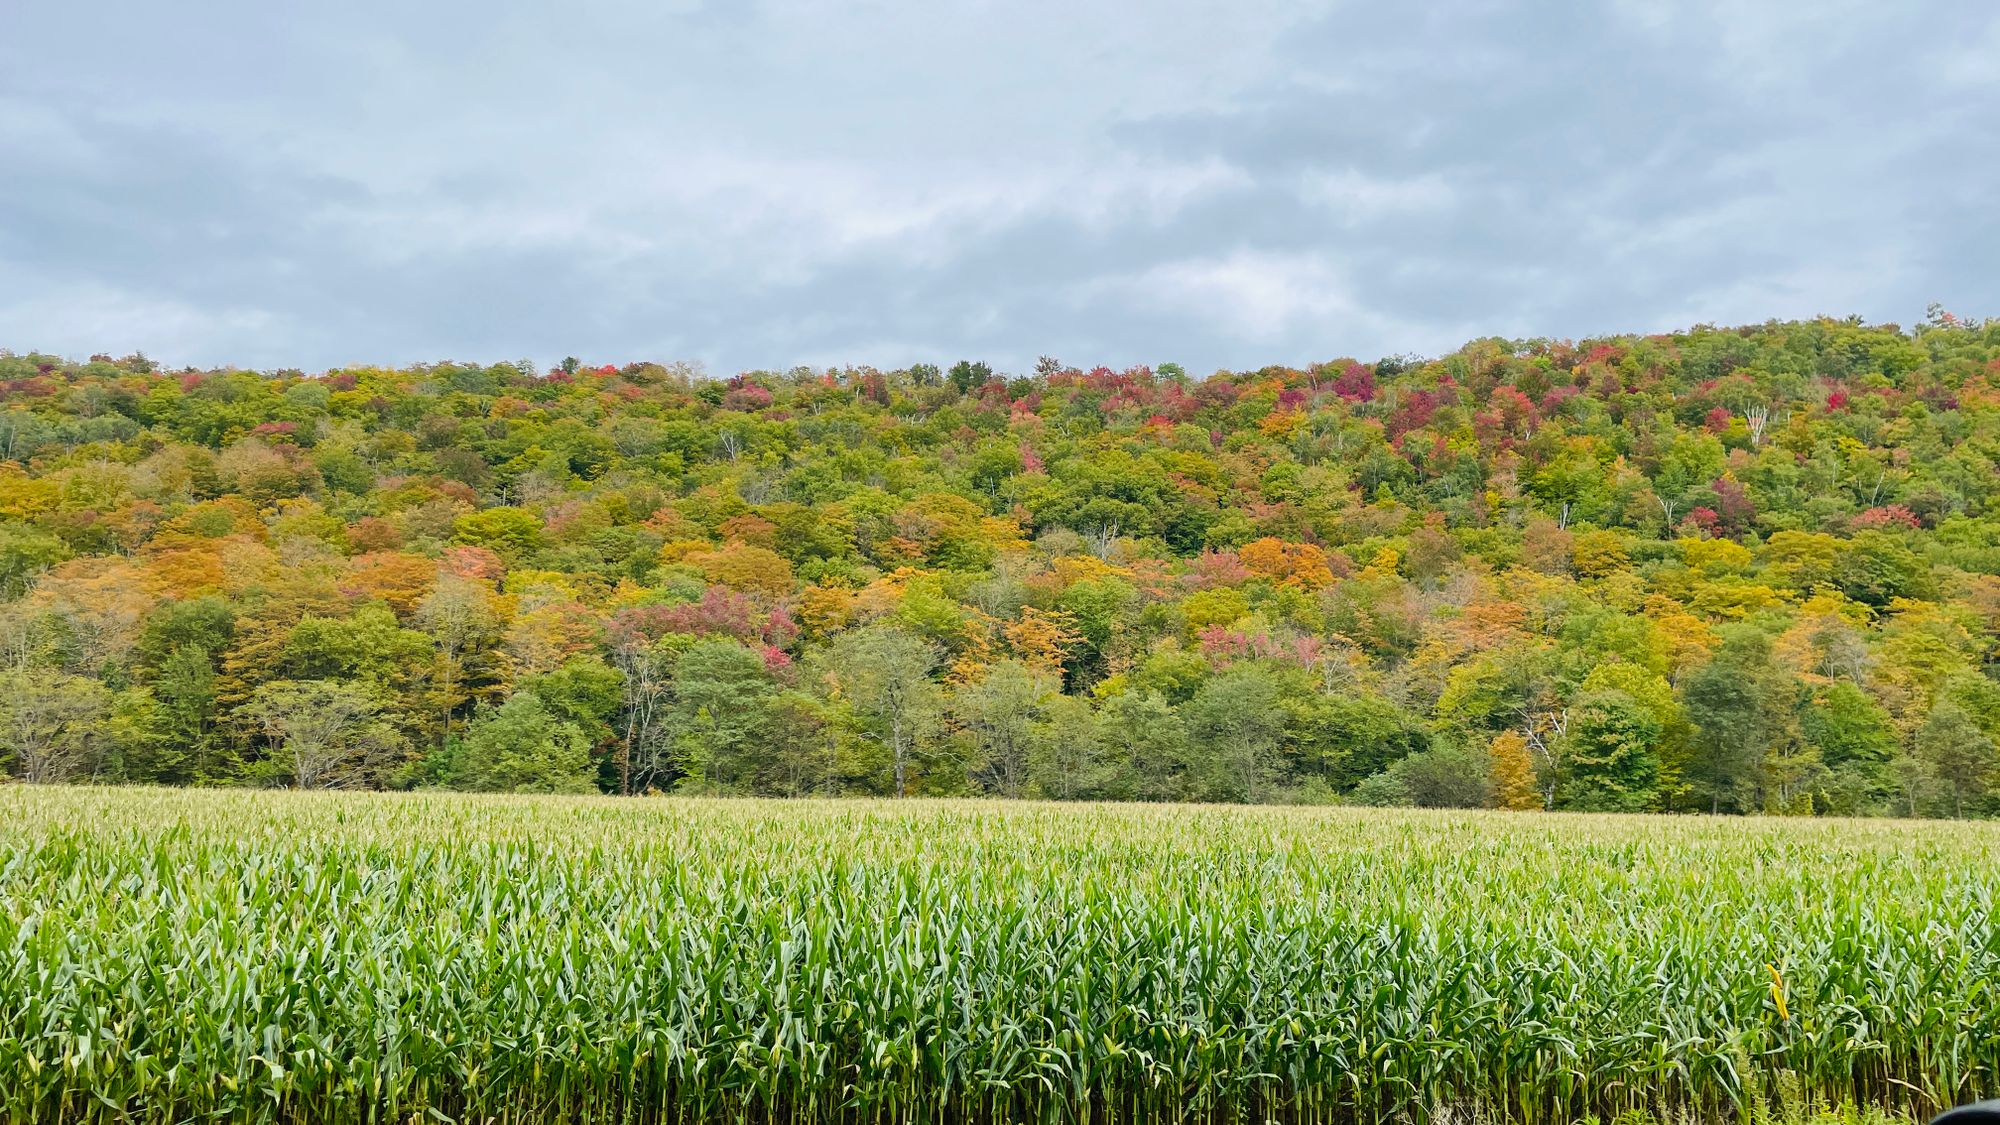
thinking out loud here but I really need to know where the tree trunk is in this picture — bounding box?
[891,710,907,798]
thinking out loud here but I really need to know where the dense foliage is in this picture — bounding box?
[5,789,1995,1124]
[5,312,2000,813]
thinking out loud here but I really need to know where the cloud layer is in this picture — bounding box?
[2,0,1994,375]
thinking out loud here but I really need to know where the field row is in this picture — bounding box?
[3,789,1998,1123]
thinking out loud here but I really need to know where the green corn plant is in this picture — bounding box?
[0,788,1993,1124]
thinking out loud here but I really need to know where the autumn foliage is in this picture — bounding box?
[2,313,1999,814]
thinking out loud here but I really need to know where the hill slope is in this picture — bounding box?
[3,314,1999,813]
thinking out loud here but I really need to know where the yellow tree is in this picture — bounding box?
[27,557,161,676]
[341,552,438,621]
[689,543,794,597]
[417,574,507,748]
[1003,607,1082,676]
[1488,730,1542,809]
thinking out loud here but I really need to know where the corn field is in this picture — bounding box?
[2,788,1997,1125]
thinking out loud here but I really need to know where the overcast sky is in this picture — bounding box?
[2,1,1995,377]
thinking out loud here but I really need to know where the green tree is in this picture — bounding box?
[670,639,774,793]
[1294,691,1432,791]
[1097,689,1190,801]
[1834,531,1935,607]
[764,690,857,796]
[454,507,544,555]
[1800,682,1897,814]
[1681,630,1798,814]
[140,645,230,783]
[1029,693,1106,800]
[954,660,1054,799]
[1364,744,1494,809]
[1182,664,1285,802]
[278,606,433,727]
[134,596,236,671]
[1556,690,1662,812]
[826,626,942,797]
[1646,432,1727,526]
[520,656,625,747]
[0,523,69,597]
[1915,702,1996,818]
[0,668,111,782]
[947,360,992,394]
[238,680,404,789]
[452,693,596,793]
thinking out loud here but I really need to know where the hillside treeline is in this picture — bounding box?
[4,311,2000,814]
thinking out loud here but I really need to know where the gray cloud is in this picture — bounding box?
[1,0,1993,375]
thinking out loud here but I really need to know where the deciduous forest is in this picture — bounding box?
[4,311,1999,815]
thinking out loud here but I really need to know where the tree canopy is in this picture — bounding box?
[5,311,2000,815]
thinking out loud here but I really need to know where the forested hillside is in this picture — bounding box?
[4,312,2000,815]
